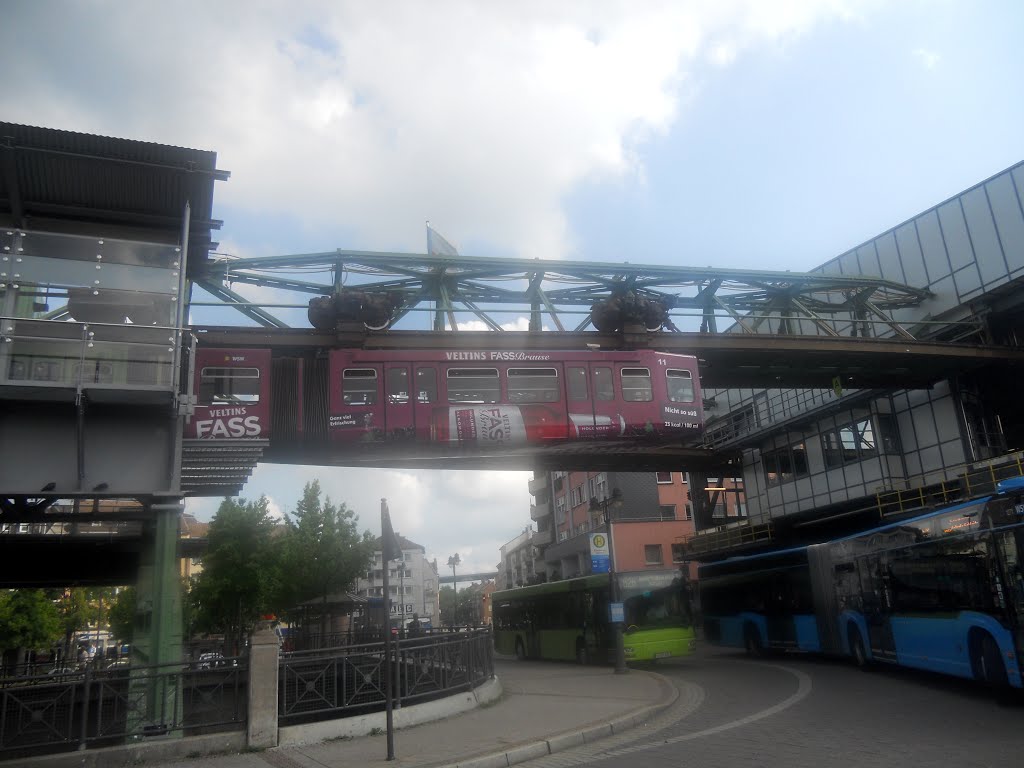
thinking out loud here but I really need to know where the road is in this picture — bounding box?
[522,647,1022,768]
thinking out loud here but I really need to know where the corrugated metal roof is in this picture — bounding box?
[0,122,229,270]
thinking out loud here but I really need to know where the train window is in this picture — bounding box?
[666,369,694,402]
[507,367,559,403]
[342,368,378,406]
[447,368,499,403]
[567,366,588,401]
[620,368,653,402]
[593,367,614,401]
[387,367,409,404]
[200,367,260,405]
[416,367,437,403]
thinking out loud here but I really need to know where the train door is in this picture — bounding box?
[383,364,415,441]
[412,365,438,441]
[333,362,383,443]
[577,363,624,440]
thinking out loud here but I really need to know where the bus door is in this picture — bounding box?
[859,555,897,662]
[334,363,383,443]
[383,364,415,442]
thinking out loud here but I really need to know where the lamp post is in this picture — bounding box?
[447,553,460,627]
[590,488,627,674]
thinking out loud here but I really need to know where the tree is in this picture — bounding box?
[54,588,92,662]
[108,586,136,645]
[274,480,374,635]
[191,496,277,654]
[439,585,479,626]
[0,589,61,666]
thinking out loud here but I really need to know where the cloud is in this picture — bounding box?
[1,0,868,261]
[913,47,940,69]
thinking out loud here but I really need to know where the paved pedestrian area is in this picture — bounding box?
[155,657,675,768]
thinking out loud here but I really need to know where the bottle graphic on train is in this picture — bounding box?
[430,405,625,445]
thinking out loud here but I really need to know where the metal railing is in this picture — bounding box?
[0,655,247,759]
[279,628,493,725]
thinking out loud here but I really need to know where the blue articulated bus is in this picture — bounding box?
[700,477,1024,692]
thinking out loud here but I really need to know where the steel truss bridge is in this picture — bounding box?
[189,248,1024,394]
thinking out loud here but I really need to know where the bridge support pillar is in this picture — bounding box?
[130,496,184,737]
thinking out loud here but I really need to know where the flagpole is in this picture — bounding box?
[381,498,396,761]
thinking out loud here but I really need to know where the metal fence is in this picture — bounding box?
[279,628,493,724]
[0,656,247,759]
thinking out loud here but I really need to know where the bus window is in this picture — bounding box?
[567,366,588,401]
[593,367,614,401]
[200,367,260,405]
[387,367,409,404]
[447,368,499,403]
[666,369,694,402]
[342,368,378,405]
[416,367,437,403]
[621,368,652,402]
[508,367,559,403]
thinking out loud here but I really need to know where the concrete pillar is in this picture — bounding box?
[247,625,280,749]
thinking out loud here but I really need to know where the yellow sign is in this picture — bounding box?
[832,376,843,398]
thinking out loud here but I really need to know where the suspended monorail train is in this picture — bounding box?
[185,346,704,458]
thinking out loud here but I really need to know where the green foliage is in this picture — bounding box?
[0,589,61,652]
[191,496,277,653]
[439,584,480,625]
[108,586,137,643]
[274,480,375,614]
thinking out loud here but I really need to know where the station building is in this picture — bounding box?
[692,160,1024,558]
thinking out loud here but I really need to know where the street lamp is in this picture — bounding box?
[590,488,627,674]
[447,553,460,626]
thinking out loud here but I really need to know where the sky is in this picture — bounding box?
[3,0,1023,576]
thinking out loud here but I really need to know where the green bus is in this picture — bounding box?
[492,569,696,664]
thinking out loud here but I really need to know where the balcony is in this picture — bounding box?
[528,476,549,495]
[532,528,552,545]
[530,500,551,521]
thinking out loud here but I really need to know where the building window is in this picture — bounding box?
[659,504,676,520]
[555,495,567,524]
[671,544,686,563]
[559,530,568,541]
[570,484,585,507]
[644,544,663,565]
[656,471,672,484]
[763,442,809,486]
[822,417,879,467]
[684,503,693,521]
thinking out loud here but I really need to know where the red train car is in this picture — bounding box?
[186,347,703,455]
[326,348,701,449]
[185,348,272,439]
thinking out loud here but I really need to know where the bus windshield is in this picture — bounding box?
[618,571,691,629]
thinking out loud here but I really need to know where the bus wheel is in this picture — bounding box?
[743,624,764,658]
[973,634,1008,691]
[849,626,869,670]
[515,638,526,661]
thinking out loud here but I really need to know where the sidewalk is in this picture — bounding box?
[164,657,677,768]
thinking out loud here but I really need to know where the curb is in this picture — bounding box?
[445,670,680,768]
